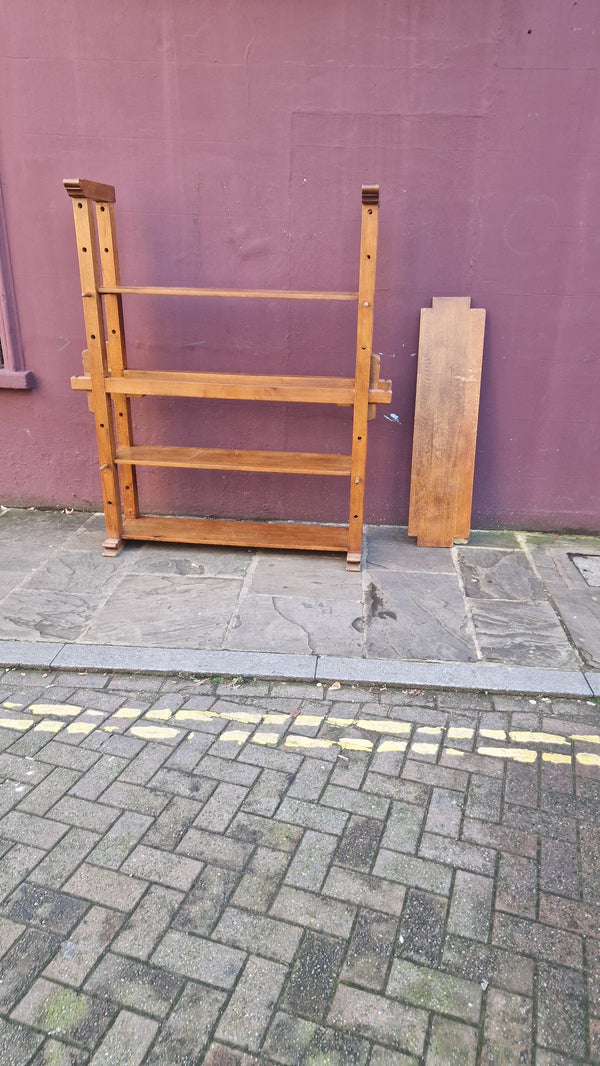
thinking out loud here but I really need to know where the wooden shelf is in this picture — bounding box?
[71,369,392,407]
[115,446,352,476]
[122,515,350,553]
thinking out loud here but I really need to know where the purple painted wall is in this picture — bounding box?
[1,0,598,531]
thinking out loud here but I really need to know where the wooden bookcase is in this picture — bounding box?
[64,178,391,569]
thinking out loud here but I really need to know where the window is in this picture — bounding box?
[0,179,33,388]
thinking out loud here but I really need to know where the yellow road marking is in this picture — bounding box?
[478,746,537,763]
[0,697,599,774]
[113,707,143,719]
[576,752,600,767]
[252,732,280,746]
[67,721,96,735]
[338,737,373,752]
[215,730,251,744]
[30,704,81,717]
[285,735,334,750]
[130,725,181,740]
[355,720,411,735]
[175,709,215,722]
[34,719,63,733]
[509,731,569,746]
[220,710,262,724]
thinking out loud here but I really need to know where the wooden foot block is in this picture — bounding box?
[102,537,125,557]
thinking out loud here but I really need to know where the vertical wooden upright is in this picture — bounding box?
[94,200,139,523]
[64,180,124,555]
[346,186,379,569]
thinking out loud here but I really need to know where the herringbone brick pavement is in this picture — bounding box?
[0,667,598,1064]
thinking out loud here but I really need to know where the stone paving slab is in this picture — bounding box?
[225,594,364,657]
[571,554,600,587]
[542,589,600,670]
[363,571,477,662]
[0,668,598,1063]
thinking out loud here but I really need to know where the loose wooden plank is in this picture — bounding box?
[408,297,486,547]
[122,516,349,553]
[115,446,352,476]
[96,285,357,302]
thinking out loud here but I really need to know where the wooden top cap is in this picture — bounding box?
[362,185,379,206]
[63,178,116,203]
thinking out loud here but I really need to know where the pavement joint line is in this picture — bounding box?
[222,550,259,648]
[451,542,483,660]
[0,639,595,697]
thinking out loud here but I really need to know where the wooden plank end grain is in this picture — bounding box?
[64,178,116,203]
[408,297,486,547]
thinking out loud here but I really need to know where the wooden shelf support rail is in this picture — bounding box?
[92,285,358,301]
[64,178,390,567]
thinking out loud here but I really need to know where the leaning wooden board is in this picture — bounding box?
[408,297,486,547]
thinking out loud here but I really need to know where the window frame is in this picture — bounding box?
[0,179,33,389]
